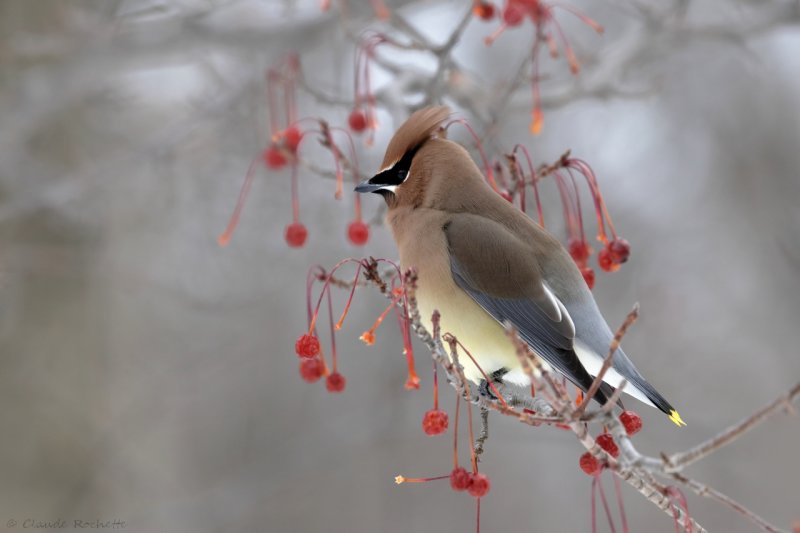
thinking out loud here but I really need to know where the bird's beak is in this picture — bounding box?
[354,180,386,194]
[354,172,397,194]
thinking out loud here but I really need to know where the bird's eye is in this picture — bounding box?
[397,169,408,181]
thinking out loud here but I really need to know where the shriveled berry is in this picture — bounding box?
[620,410,643,436]
[347,221,369,246]
[597,246,619,272]
[499,189,513,203]
[579,452,601,476]
[263,145,287,169]
[285,222,308,248]
[295,334,321,358]
[596,433,620,458]
[326,371,346,392]
[468,472,490,498]
[502,2,525,25]
[473,2,495,20]
[568,238,591,263]
[359,331,375,346]
[609,237,631,264]
[580,266,595,289]
[283,126,302,153]
[299,358,324,383]
[348,109,368,132]
[422,409,449,435]
[450,467,472,491]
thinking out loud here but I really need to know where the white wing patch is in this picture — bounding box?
[573,341,655,407]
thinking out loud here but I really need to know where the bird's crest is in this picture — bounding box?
[381,106,452,170]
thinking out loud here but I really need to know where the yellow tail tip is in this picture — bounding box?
[669,410,687,427]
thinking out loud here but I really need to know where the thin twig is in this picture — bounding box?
[575,304,640,417]
[666,381,800,472]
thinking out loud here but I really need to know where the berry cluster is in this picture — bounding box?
[397,393,491,502]
[218,55,372,250]
[481,0,603,134]
[578,411,642,476]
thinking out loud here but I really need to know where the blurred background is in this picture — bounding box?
[1,0,799,532]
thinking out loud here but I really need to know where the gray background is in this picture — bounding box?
[1,0,799,532]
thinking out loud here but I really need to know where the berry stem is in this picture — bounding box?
[290,162,300,223]
[266,70,280,136]
[330,126,363,220]
[335,263,363,330]
[551,3,604,34]
[361,294,401,342]
[326,287,338,372]
[450,338,508,408]
[217,157,259,247]
[394,474,449,484]
[446,119,499,192]
[513,144,544,226]
[530,37,544,134]
[476,498,481,533]
[551,17,580,74]
[394,305,420,389]
[613,472,630,533]
[567,169,588,245]
[453,395,461,469]
[595,475,618,533]
[553,170,580,243]
[568,158,618,242]
[285,53,300,125]
[308,258,365,333]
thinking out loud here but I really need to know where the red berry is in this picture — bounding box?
[263,145,287,169]
[499,189,513,202]
[299,358,324,383]
[473,2,495,20]
[295,334,321,358]
[450,467,472,491]
[568,238,591,263]
[422,409,449,435]
[326,371,346,392]
[285,222,308,248]
[597,246,619,272]
[502,2,525,25]
[579,452,601,476]
[283,126,302,153]
[348,109,368,132]
[347,221,369,246]
[580,266,595,289]
[620,410,643,436]
[609,237,631,264]
[468,472,491,498]
[595,433,620,458]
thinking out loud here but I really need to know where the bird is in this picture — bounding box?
[354,106,684,426]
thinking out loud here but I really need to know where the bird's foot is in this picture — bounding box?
[478,368,509,401]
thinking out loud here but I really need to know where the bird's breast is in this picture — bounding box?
[389,208,521,384]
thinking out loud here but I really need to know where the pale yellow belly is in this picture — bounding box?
[414,267,521,385]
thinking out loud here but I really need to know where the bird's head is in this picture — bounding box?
[355,106,489,211]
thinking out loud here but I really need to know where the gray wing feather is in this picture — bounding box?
[450,256,611,402]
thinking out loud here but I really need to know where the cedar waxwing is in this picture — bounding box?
[355,106,684,426]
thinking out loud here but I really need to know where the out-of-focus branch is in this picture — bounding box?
[666,382,800,472]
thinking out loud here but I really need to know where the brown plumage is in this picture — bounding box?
[380,106,451,170]
[355,106,684,424]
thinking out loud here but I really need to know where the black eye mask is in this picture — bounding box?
[368,144,420,188]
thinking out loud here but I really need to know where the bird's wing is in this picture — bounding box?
[444,214,606,398]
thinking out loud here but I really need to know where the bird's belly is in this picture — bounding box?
[415,281,522,385]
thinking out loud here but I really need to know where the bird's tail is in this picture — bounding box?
[627,375,686,427]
